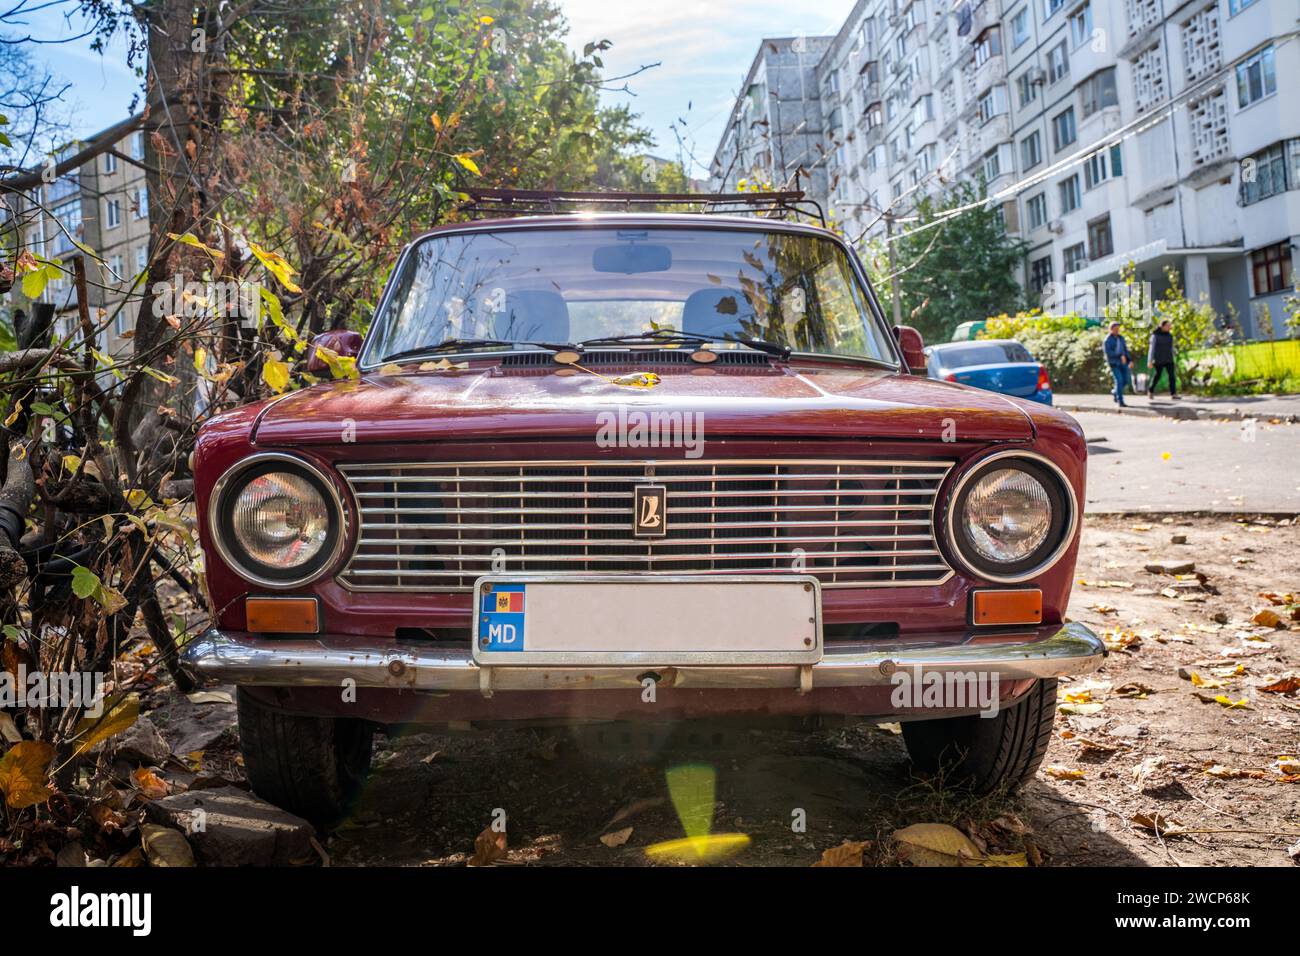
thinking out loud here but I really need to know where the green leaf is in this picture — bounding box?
[70,565,101,600]
[2,624,20,641]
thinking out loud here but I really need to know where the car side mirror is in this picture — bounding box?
[891,325,926,373]
[306,329,363,374]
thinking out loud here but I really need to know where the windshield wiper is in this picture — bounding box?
[380,338,566,364]
[575,329,792,360]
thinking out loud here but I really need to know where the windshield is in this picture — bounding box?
[366,226,895,363]
[933,342,1033,367]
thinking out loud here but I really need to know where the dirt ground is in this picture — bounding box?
[138,515,1300,867]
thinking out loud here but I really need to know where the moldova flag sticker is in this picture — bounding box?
[480,584,525,652]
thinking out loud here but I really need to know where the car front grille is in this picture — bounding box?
[336,459,955,591]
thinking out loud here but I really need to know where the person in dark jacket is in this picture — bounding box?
[1103,321,1132,407]
[1146,319,1179,399]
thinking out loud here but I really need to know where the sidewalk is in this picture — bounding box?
[1054,391,1300,423]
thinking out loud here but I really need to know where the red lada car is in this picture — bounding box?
[183,195,1104,824]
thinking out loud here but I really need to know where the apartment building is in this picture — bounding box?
[710,36,834,199]
[8,120,150,356]
[712,0,1299,337]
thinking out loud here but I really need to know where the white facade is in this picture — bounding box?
[713,0,1299,337]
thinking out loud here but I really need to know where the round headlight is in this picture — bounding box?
[211,455,344,587]
[947,454,1074,583]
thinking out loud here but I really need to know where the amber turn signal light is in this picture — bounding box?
[971,589,1042,626]
[246,596,320,634]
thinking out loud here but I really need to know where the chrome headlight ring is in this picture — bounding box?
[207,452,348,589]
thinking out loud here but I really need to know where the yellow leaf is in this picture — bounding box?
[0,740,55,809]
[132,767,170,799]
[193,346,207,372]
[892,823,984,867]
[479,14,495,24]
[453,153,481,176]
[642,833,750,864]
[248,241,302,293]
[378,363,404,376]
[430,112,442,131]
[140,823,195,867]
[263,356,291,393]
[611,371,661,389]
[1044,765,1086,780]
[167,232,224,260]
[72,693,140,755]
[1213,696,1250,709]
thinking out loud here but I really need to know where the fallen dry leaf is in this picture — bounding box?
[1203,764,1267,780]
[599,826,633,848]
[811,839,870,867]
[1043,765,1085,780]
[140,823,195,867]
[1252,608,1285,629]
[893,823,984,867]
[1260,676,1300,695]
[1130,812,1184,836]
[468,825,507,866]
[0,740,54,809]
[131,767,170,799]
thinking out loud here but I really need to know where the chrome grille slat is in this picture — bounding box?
[337,458,955,591]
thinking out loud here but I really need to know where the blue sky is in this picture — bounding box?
[17,0,856,179]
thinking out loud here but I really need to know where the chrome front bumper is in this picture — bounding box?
[181,622,1105,697]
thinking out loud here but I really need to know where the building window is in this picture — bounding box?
[1063,242,1088,274]
[1181,5,1222,82]
[1227,0,1258,14]
[105,198,122,229]
[978,86,1008,124]
[1021,131,1042,170]
[1236,45,1276,109]
[1027,192,1048,229]
[1068,3,1093,48]
[1046,41,1069,84]
[103,152,117,174]
[974,27,1002,68]
[983,149,1002,181]
[132,187,148,220]
[1052,107,1077,151]
[1084,145,1123,188]
[1087,215,1114,260]
[1250,242,1293,295]
[1189,91,1230,165]
[1043,0,1066,20]
[51,200,82,254]
[1080,68,1118,118]
[1030,254,1054,292]
[1133,43,1167,112]
[1017,71,1039,107]
[1239,141,1298,205]
[1010,7,1030,48]
[130,131,146,162]
[135,245,148,277]
[913,94,933,124]
[1059,174,1081,212]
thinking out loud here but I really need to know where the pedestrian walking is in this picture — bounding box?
[1146,319,1180,399]
[1103,321,1132,408]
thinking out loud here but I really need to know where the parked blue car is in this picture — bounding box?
[924,339,1054,405]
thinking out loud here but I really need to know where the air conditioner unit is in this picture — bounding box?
[1046,219,1065,234]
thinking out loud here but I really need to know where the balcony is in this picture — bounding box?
[968,55,1006,99]
[974,114,1012,154]
[967,0,1003,40]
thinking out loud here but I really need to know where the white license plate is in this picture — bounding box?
[471,575,823,666]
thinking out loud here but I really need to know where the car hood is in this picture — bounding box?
[250,361,1037,445]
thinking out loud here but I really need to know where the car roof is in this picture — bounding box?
[930,338,1022,350]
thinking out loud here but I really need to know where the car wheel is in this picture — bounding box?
[236,688,374,827]
[900,678,1057,794]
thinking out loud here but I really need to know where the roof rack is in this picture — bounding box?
[460,188,827,228]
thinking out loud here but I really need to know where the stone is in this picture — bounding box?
[1171,534,1188,545]
[106,715,171,765]
[150,686,238,757]
[142,786,315,866]
[1145,559,1196,575]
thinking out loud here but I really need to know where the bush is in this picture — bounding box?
[979,310,1108,392]
[1016,327,1109,392]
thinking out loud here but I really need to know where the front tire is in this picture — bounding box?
[236,689,374,827]
[901,678,1057,794]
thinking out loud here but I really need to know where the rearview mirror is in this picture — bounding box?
[592,243,672,274]
[307,329,363,374]
[891,325,926,374]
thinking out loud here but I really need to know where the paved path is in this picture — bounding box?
[1071,410,1300,513]
[1055,391,1300,422]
